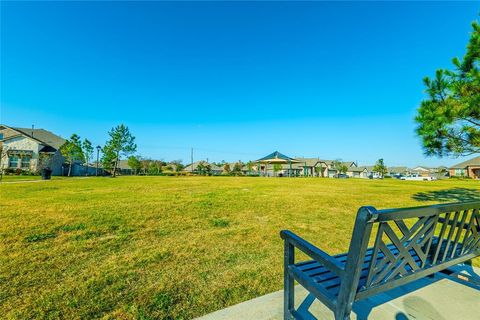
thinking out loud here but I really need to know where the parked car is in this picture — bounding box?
[334,173,349,179]
[400,174,436,181]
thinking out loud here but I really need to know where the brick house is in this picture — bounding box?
[449,156,480,179]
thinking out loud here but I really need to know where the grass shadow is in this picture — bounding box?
[412,188,480,202]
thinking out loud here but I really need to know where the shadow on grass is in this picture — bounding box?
[412,188,480,202]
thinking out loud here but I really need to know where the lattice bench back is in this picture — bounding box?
[354,202,480,299]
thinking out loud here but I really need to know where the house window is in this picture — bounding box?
[9,155,19,168]
[21,156,31,168]
[0,133,3,140]
[455,169,465,176]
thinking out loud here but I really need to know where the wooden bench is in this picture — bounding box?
[281,201,480,320]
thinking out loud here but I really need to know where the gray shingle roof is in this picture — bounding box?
[450,156,480,169]
[296,158,322,167]
[12,127,66,150]
[183,161,222,172]
[347,166,367,172]
[388,166,409,174]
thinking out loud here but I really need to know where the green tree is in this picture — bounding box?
[60,134,84,176]
[196,161,211,175]
[148,161,162,175]
[128,155,142,175]
[102,124,137,177]
[246,161,254,175]
[273,163,282,177]
[314,165,322,177]
[332,159,348,174]
[170,160,184,172]
[416,21,480,157]
[82,139,93,176]
[100,145,116,174]
[223,163,231,174]
[373,158,388,179]
[232,161,243,176]
[0,144,10,181]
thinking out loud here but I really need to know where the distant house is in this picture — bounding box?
[256,157,359,178]
[315,160,356,178]
[292,158,325,177]
[364,166,383,179]
[117,160,134,175]
[449,156,480,179]
[388,166,410,176]
[241,164,258,176]
[183,161,223,175]
[0,125,66,175]
[411,166,434,177]
[346,166,368,178]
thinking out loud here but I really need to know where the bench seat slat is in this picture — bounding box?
[292,237,464,298]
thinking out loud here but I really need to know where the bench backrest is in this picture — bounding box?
[342,201,480,301]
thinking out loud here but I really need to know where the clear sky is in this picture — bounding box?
[1,1,479,166]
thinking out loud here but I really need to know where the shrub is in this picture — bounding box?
[450,175,472,180]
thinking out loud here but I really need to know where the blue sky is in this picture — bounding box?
[1,1,479,166]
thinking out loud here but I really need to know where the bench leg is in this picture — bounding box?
[335,307,352,320]
[284,241,295,320]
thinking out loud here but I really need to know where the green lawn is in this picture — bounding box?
[0,177,479,319]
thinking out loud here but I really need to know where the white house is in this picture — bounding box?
[346,166,368,178]
[0,125,66,175]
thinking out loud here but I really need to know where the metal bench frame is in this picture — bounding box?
[281,201,480,320]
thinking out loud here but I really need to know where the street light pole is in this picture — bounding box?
[96,145,101,176]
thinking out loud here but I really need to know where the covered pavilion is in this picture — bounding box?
[255,151,301,177]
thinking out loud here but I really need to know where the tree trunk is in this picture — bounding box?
[68,162,72,177]
[112,151,119,177]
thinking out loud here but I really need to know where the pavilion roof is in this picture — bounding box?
[256,151,300,163]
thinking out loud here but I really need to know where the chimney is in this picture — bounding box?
[31,125,34,138]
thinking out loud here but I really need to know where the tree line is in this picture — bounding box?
[60,124,137,177]
[60,124,188,177]
[126,157,184,175]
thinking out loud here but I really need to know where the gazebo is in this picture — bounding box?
[256,151,300,177]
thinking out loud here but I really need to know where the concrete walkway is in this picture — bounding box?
[197,265,480,320]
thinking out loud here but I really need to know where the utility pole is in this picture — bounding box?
[191,148,194,173]
[96,145,101,176]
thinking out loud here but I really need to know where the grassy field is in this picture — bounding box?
[0,177,479,319]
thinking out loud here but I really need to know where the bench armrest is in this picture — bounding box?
[281,230,345,277]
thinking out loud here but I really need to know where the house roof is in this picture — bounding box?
[319,160,356,168]
[183,161,222,172]
[412,166,432,171]
[389,166,409,173]
[450,156,480,169]
[5,126,66,150]
[347,166,367,172]
[296,158,322,167]
[117,160,132,170]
